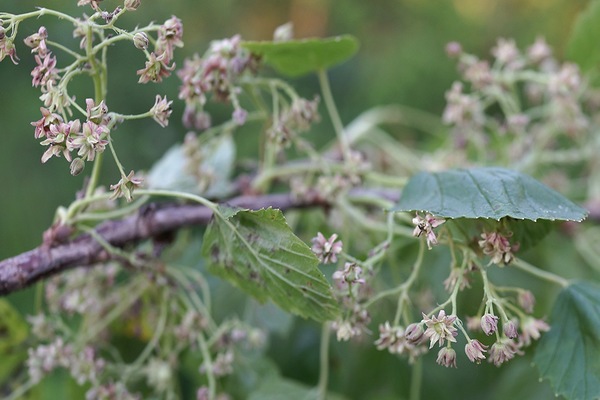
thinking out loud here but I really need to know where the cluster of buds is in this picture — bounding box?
[374,322,427,363]
[478,230,518,265]
[442,37,595,172]
[137,16,183,84]
[177,35,261,130]
[0,21,19,64]
[268,96,321,148]
[27,338,105,386]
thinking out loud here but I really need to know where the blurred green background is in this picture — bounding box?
[0,0,590,398]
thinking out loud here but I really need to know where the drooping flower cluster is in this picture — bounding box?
[137,16,183,84]
[478,231,517,265]
[268,96,321,147]
[0,22,19,64]
[177,35,261,130]
[374,322,427,363]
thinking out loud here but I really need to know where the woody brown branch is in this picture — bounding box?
[0,188,398,296]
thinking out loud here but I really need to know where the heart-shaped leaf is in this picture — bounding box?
[242,35,359,77]
[534,281,600,400]
[202,206,340,322]
[393,167,587,221]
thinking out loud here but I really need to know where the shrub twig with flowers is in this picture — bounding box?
[1,1,600,400]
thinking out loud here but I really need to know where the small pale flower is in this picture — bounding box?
[527,36,552,64]
[137,51,175,84]
[77,0,103,11]
[491,38,520,67]
[480,313,499,336]
[332,320,357,342]
[412,213,446,249]
[465,339,487,363]
[404,323,425,345]
[32,107,63,139]
[503,320,519,339]
[150,95,173,127]
[466,315,481,332]
[124,0,141,11]
[24,26,49,55]
[110,170,144,202]
[436,347,457,368]
[488,338,520,367]
[133,32,149,50]
[232,107,247,126]
[518,290,535,313]
[422,310,458,348]
[332,262,365,287]
[519,317,550,347]
[0,31,19,64]
[445,41,462,58]
[31,53,58,88]
[85,98,108,124]
[311,232,343,264]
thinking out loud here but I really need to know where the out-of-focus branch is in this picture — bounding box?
[0,188,399,296]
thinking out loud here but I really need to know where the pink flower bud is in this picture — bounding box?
[503,320,518,339]
[436,347,457,368]
[480,313,499,336]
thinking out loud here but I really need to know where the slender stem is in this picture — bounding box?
[85,152,104,199]
[198,333,216,400]
[409,357,423,400]
[512,258,569,287]
[317,68,350,160]
[317,322,331,400]
[2,378,37,400]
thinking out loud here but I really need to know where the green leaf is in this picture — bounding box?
[249,374,348,400]
[392,167,587,221]
[534,281,600,400]
[566,0,600,72]
[242,35,359,77]
[147,134,236,198]
[202,206,340,322]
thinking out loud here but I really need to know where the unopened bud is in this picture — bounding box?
[133,32,149,50]
[480,313,499,336]
[404,323,424,344]
[445,41,462,58]
[124,0,141,11]
[503,320,518,339]
[70,158,85,176]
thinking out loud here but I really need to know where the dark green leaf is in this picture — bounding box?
[242,35,359,77]
[534,281,600,400]
[202,206,340,322]
[393,167,587,221]
[566,1,600,72]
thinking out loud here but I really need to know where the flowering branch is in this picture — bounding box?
[0,188,398,296]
